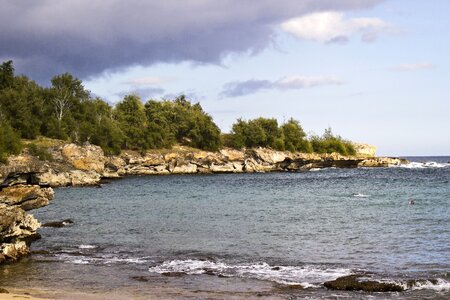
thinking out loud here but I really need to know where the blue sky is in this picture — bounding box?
[1,0,449,155]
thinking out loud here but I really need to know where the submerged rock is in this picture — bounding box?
[324,275,404,292]
[161,271,187,277]
[42,219,74,228]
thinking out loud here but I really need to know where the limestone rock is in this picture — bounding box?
[249,148,287,164]
[220,148,245,161]
[210,162,242,173]
[358,157,406,167]
[36,169,72,187]
[352,143,377,157]
[61,143,105,173]
[0,204,41,264]
[0,184,54,211]
[172,162,198,174]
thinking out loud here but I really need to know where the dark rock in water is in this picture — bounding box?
[324,275,404,292]
[131,276,150,282]
[0,288,9,293]
[202,268,216,276]
[161,272,187,277]
[31,250,50,255]
[275,283,304,291]
[42,219,74,228]
[21,232,41,245]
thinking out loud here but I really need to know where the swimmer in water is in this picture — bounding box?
[409,199,415,205]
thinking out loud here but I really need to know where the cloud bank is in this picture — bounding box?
[281,11,391,43]
[221,75,343,97]
[0,0,383,82]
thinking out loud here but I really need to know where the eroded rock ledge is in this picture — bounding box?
[1,144,407,188]
[0,183,54,264]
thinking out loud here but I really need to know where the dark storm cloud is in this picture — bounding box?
[0,0,383,83]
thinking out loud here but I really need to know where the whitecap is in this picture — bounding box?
[391,161,449,169]
[79,244,97,249]
[148,259,352,286]
[353,193,369,198]
[408,278,450,291]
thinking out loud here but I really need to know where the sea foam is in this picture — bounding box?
[148,259,352,286]
[391,161,449,169]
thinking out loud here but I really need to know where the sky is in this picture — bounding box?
[1,0,449,156]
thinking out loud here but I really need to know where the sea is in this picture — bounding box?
[1,156,449,299]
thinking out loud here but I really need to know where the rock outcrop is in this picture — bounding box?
[1,143,407,188]
[0,183,53,264]
[352,143,377,157]
[324,275,404,292]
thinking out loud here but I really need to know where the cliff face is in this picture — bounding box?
[0,143,405,187]
[0,183,54,264]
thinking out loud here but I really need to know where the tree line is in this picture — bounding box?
[0,60,355,162]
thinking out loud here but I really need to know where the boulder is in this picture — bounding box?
[324,275,404,292]
[210,162,242,173]
[172,162,198,174]
[42,219,74,228]
[69,170,101,186]
[352,143,377,157]
[0,184,54,211]
[358,157,406,167]
[220,148,245,161]
[249,148,287,164]
[0,204,41,264]
[61,143,105,173]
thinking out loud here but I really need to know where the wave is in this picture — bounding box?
[78,244,97,249]
[391,161,449,169]
[353,193,369,198]
[51,253,149,265]
[148,259,351,286]
[392,278,450,292]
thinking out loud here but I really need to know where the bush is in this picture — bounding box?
[0,121,22,163]
[310,128,356,156]
[27,143,53,161]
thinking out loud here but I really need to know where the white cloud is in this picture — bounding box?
[280,11,391,43]
[394,63,435,71]
[221,75,343,97]
[275,75,343,89]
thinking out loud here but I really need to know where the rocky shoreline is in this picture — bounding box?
[0,143,406,265]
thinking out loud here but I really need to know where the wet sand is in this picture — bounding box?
[1,284,288,300]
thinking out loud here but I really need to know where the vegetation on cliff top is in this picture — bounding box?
[0,60,355,160]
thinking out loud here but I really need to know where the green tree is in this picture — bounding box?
[0,60,14,89]
[310,127,356,155]
[45,73,90,139]
[144,95,221,151]
[0,61,45,139]
[114,94,148,150]
[281,118,312,152]
[229,117,284,150]
[0,121,22,163]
